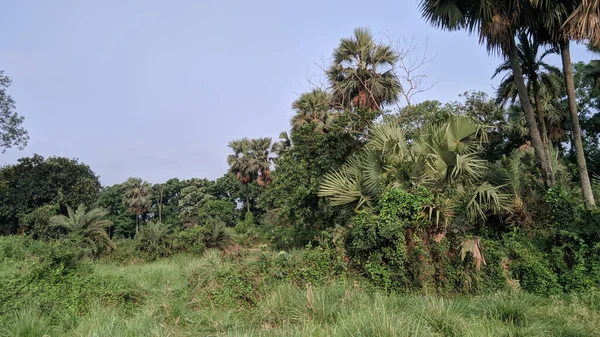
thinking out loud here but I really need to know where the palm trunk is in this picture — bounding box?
[533,81,554,181]
[135,214,139,235]
[509,47,555,188]
[560,40,596,208]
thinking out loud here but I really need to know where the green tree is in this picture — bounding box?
[492,31,563,161]
[327,27,401,111]
[290,89,335,133]
[228,138,254,212]
[419,0,555,188]
[97,184,135,238]
[319,115,508,223]
[259,124,359,246]
[151,178,185,225]
[49,204,115,256]
[249,137,276,187]
[0,71,28,152]
[581,44,600,88]
[122,177,152,235]
[531,0,597,207]
[0,154,101,234]
[178,178,211,224]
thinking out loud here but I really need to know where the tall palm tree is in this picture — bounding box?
[249,137,276,187]
[419,0,555,188]
[122,177,153,234]
[291,89,335,132]
[327,27,401,111]
[227,138,254,212]
[49,204,115,255]
[492,31,563,163]
[530,0,596,207]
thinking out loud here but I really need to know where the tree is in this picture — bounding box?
[530,0,596,207]
[290,89,335,133]
[249,137,276,187]
[419,0,555,188]
[327,27,401,111]
[564,0,600,45]
[0,71,28,152]
[227,137,277,211]
[151,178,184,225]
[97,184,135,238]
[259,123,359,247]
[319,115,508,223]
[49,204,115,256]
[122,177,153,235]
[581,43,600,88]
[178,178,211,224]
[492,32,563,155]
[0,154,101,234]
[227,138,254,212]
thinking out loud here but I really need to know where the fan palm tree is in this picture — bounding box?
[49,204,115,255]
[327,27,401,111]
[122,177,153,235]
[272,131,291,157]
[249,137,276,187]
[291,89,335,132]
[529,0,596,207]
[419,0,555,188]
[227,138,254,212]
[492,32,563,154]
[319,115,509,223]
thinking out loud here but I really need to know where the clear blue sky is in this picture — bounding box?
[0,0,594,185]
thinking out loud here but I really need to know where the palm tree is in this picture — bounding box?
[227,138,254,212]
[564,0,600,45]
[492,31,563,165]
[272,131,291,157]
[49,204,115,255]
[530,0,596,207]
[319,115,508,223]
[291,89,335,132]
[582,43,600,87]
[419,0,555,188]
[249,137,276,187]
[122,177,153,234]
[327,27,401,111]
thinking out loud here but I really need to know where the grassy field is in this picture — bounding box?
[2,248,600,337]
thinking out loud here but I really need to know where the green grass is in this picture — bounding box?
[1,249,599,337]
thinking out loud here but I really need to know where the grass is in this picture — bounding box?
[1,249,600,337]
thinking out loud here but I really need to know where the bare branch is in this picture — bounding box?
[392,36,439,109]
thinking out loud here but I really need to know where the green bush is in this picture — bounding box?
[171,225,207,255]
[347,188,432,292]
[0,236,141,321]
[503,235,561,295]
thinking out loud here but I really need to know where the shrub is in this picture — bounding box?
[136,221,173,260]
[347,188,432,292]
[503,235,561,295]
[172,225,207,255]
[204,219,232,250]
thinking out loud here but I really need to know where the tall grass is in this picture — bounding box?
[1,250,599,336]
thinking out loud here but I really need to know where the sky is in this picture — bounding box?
[0,0,595,186]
